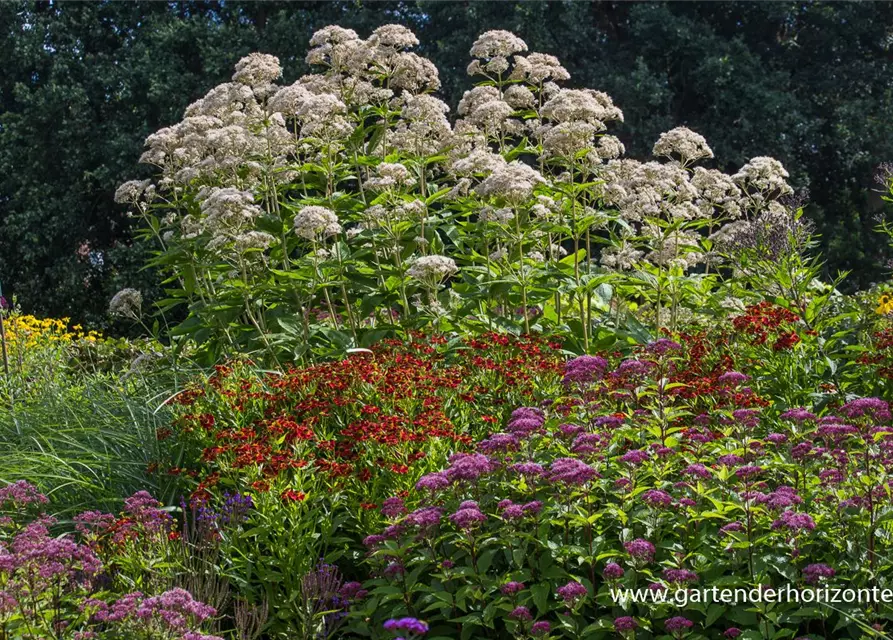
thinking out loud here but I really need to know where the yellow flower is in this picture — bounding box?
[877,294,893,316]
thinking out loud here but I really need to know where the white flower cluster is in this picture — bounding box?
[407,255,458,284]
[293,206,342,241]
[119,20,805,332]
[109,288,143,319]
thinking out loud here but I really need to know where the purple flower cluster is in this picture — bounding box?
[556,580,587,606]
[802,563,835,585]
[563,355,609,384]
[771,510,816,532]
[449,501,487,530]
[507,407,545,437]
[624,538,656,562]
[89,588,220,638]
[0,480,49,510]
[383,617,429,636]
[548,458,599,485]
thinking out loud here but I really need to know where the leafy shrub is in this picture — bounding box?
[117,25,804,362]
[0,482,226,640]
[347,327,893,639]
[159,332,563,632]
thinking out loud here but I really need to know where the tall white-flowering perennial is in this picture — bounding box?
[407,255,458,284]
[109,288,143,320]
[294,206,342,241]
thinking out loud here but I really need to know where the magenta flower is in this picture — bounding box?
[718,371,750,385]
[415,472,450,492]
[624,538,656,562]
[802,563,835,585]
[619,449,649,465]
[614,616,639,632]
[646,338,682,355]
[771,510,816,532]
[381,497,406,518]
[662,568,698,584]
[509,606,533,621]
[665,616,694,635]
[563,355,609,384]
[384,617,429,635]
[642,489,673,508]
[531,621,551,635]
[0,481,49,509]
[603,562,624,580]
[839,397,891,422]
[779,408,816,422]
[449,505,486,530]
[548,458,599,485]
[500,581,525,595]
[556,580,587,605]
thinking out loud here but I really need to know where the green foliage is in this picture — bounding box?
[2,2,893,327]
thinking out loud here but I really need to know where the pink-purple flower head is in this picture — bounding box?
[624,538,656,562]
[839,397,891,422]
[683,463,711,479]
[500,581,525,596]
[724,628,742,639]
[779,408,816,422]
[415,471,450,492]
[731,409,761,427]
[381,497,406,518]
[383,562,405,579]
[646,338,682,356]
[548,458,600,485]
[510,462,545,478]
[509,606,533,621]
[791,442,813,459]
[614,616,638,632]
[384,617,429,636]
[340,581,368,601]
[619,449,649,465]
[403,507,443,533]
[556,580,587,606]
[0,481,49,510]
[765,433,788,445]
[615,359,653,377]
[719,522,744,537]
[771,510,816,532]
[74,511,116,537]
[735,465,763,480]
[662,568,698,585]
[449,504,486,530]
[595,415,625,429]
[758,486,803,509]
[563,355,608,385]
[508,407,545,436]
[478,433,520,453]
[531,621,551,636]
[445,453,497,483]
[717,454,745,466]
[363,534,386,548]
[603,562,624,580]
[665,616,694,634]
[511,406,544,421]
[642,489,673,508]
[718,371,750,385]
[507,417,545,438]
[557,423,585,437]
[802,563,835,585]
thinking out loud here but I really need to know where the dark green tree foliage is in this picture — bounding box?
[1,1,892,325]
